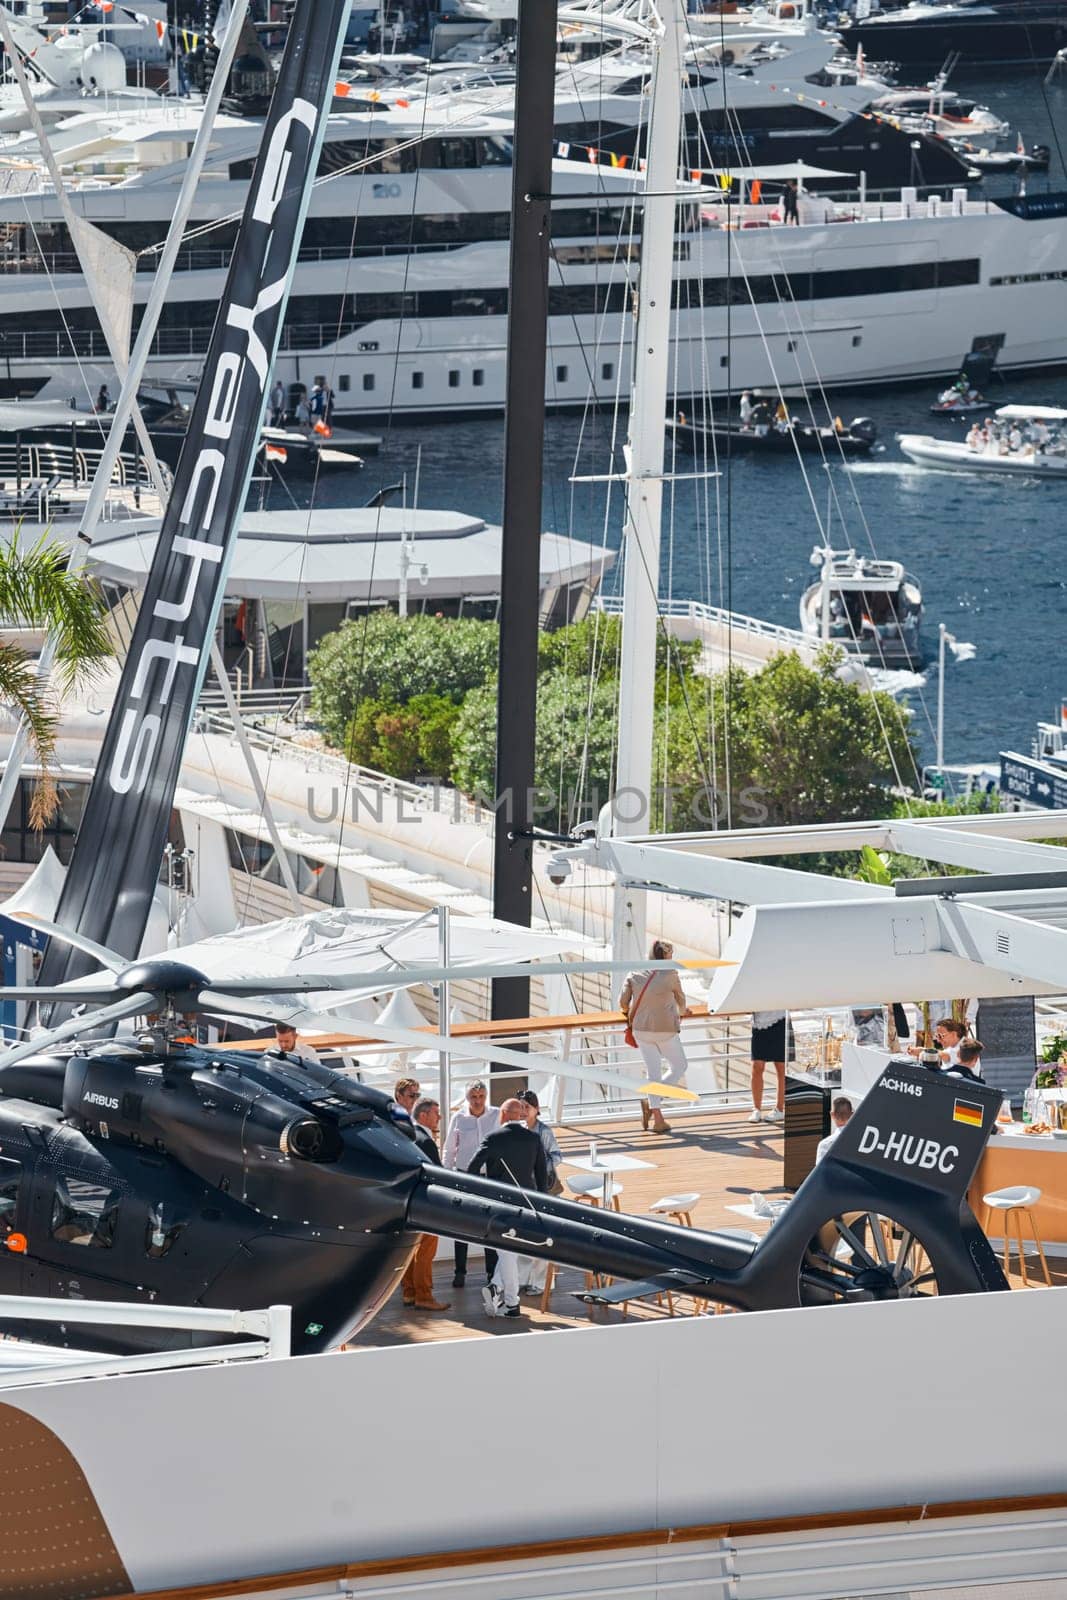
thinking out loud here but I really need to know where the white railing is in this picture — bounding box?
[595,593,811,653]
[198,710,491,829]
[0,1298,291,1388]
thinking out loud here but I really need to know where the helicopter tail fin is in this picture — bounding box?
[738,1060,1010,1302]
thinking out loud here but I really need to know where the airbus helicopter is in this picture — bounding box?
[0,913,1009,1356]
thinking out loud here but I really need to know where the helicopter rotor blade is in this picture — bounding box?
[197,992,699,1102]
[0,991,156,1072]
[0,986,123,1005]
[206,956,732,1000]
[3,911,127,974]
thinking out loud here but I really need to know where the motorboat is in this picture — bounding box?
[872,85,1010,142]
[800,544,924,666]
[900,404,1067,476]
[953,139,1051,174]
[669,408,878,457]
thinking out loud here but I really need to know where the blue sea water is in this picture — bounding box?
[272,68,1067,769]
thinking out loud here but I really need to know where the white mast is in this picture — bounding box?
[611,0,684,963]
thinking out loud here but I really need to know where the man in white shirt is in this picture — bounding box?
[443,1079,501,1287]
[816,1096,853,1164]
[269,1023,322,1069]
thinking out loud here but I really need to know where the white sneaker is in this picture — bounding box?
[481,1284,503,1318]
[763,1109,784,1124]
[748,1108,763,1123]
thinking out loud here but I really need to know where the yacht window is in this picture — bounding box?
[472,369,485,387]
[448,370,460,388]
[51,1177,121,1249]
[720,355,730,368]
[852,335,862,347]
[338,374,351,393]
[556,365,569,383]
[0,1158,22,1238]
[145,1201,188,1260]
[787,339,798,353]
[412,371,424,390]
[362,374,375,392]
[479,136,513,166]
[602,362,614,381]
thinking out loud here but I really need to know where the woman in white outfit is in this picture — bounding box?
[618,940,689,1135]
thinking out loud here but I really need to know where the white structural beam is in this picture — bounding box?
[936,898,1067,993]
[884,821,1067,877]
[591,808,1067,862]
[706,897,1061,1014]
[584,838,891,907]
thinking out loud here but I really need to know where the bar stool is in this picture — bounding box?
[649,1192,701,1228]
[566,1174,623,1211]
[982,1185,1052,1287]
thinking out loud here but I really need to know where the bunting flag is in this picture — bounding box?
[557,141,570,157]
[265,442,288,462]
[180,28,199,51]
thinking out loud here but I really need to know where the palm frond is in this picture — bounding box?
[0,533,112,692]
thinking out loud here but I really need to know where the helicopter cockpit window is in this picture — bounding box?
[51,1177,121,1249]
[145,1202,188,1259]
[0,1157,21,1236]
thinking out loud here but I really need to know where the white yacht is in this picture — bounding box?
[0,22,1061,418]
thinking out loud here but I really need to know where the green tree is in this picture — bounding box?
[309,612,499,746]
[0,537,111,826]
[345,692,460,781]
[450,669,619,825]
[664,650,918,831]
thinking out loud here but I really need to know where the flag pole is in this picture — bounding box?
[937,621,947,772]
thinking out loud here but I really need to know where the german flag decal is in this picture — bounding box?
[953,1099,984,1128]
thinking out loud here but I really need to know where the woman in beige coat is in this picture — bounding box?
[618,939,689,1134]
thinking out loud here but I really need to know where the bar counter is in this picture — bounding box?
[969,1129,1067,1242]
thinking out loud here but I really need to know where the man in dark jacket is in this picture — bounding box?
[401,1097,450,1313]
[467,1098,549,1318]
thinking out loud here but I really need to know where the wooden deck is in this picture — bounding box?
[347,1103,1066,1350]
[347,1105,788,1348]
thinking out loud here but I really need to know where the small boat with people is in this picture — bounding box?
[899,404,1067,477]
[669,395,878,458]
[800,544,924,667]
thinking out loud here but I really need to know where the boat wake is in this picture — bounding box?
[844,460,930,479]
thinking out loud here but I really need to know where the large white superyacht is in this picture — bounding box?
[0,8,1062,417]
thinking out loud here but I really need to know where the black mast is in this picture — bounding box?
[489,0,557,1078]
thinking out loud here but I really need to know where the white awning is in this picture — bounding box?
[995,405,1067,422]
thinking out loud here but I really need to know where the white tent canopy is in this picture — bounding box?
[157,907,587,993]
[696,160,854,182]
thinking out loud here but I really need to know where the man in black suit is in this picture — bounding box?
[401,1097,450,1313]
[467,1098,549,1318]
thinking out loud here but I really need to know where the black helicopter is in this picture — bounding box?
[0,918,1009,1356]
